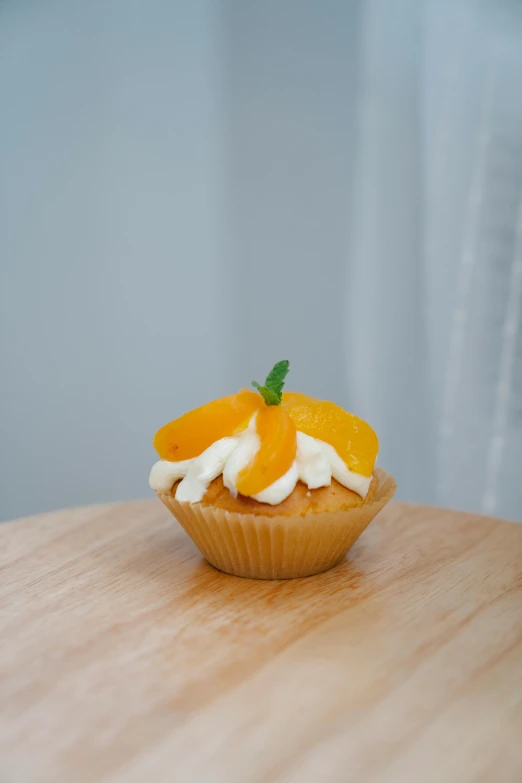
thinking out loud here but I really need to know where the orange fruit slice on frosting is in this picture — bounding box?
[153,390,262,462]
[281,391,319,406]
[283,398,378,477]
[235,406,297,496]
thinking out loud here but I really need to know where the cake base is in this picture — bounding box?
[157,468,396,579]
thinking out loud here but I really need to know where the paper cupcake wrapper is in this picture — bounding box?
[157,468,396,580]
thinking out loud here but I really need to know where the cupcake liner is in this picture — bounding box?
[157,468,396,580]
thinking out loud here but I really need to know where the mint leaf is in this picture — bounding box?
[252,382,280,406]
[252,360,290,405]
[265,360,290,398]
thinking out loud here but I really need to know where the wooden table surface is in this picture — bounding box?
[1,499,522,783]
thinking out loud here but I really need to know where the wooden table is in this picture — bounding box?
[1,500,522,783]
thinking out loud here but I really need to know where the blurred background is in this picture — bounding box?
[1,0,522,522]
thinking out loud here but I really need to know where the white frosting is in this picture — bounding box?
[149,416,373,506]
[173,437,237,503]
[222,417,259,498]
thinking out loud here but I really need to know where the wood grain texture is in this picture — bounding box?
[1,500,522,783]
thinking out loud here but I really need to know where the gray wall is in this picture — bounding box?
[1,1,359,520]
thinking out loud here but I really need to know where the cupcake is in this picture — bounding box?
[149,361,396,579]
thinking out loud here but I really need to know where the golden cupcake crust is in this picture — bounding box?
[168,474,378,517]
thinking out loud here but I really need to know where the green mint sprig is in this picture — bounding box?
[252,360,290,406]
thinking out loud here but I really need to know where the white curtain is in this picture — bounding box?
[348,0,522,518]
[2,0,522,520]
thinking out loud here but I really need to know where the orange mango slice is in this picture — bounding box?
[235,406,297,496]
[281,391,319,406]
[284,400,378,477]
[153,390,262,461]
